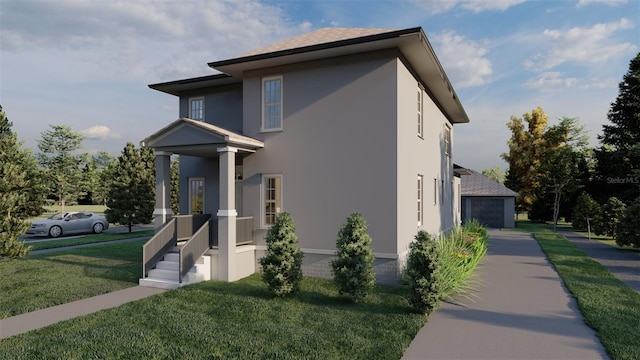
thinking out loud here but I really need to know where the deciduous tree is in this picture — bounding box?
[482,166,505,184]
[572,193,600,239]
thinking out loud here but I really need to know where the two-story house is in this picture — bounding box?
[139,27,470,289]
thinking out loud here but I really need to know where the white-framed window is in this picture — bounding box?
[433,178,437,205]
[441,179,445,206]
[262,76,283,131]
[262,174,283,227]
[189,177,204,215]
[417,175,423,226]
[444,125,451,157]
[189,97,204,121]
[417,84,423,138]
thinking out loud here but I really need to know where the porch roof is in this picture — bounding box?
[140,118,264,157]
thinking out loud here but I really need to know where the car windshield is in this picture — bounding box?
[48,213,69,220]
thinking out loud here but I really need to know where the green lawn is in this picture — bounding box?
[515,221,640,360]
[0,274,425,359]
[0,240,145,319]
[26,230,154,251]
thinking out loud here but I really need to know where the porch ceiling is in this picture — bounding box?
[141,118,264,157]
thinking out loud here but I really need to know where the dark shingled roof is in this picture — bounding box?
[461,170,518,197]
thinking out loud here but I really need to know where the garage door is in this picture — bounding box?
[469,198,504,228]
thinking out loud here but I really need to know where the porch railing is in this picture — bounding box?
[209,216,254,246]
[175,214,211,241]
[179,219,210,283]
[142,218,177,277]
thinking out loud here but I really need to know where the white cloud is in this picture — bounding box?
[577,0,628,7]
[431,31,493,88]
[412,0,526,14]
[526,18,638,70]
[523,72,579,90]
[81,126,121,140]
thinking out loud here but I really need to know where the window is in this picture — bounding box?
[417,84,423,137]
[189,97,204,121]
[433,178,437,205]
[441,179,445,206]
[189,178,204,215]
[417,175,423,226]
[444,125,451,156]
[262,175,282,227]
[262,76,283,131]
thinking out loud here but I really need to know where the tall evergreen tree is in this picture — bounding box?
[105,143,155,232]
[37,125,87,213]
[0,106,45,258]
[594,52,640,203]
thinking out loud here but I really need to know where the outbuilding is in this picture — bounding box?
[460,169,517,228]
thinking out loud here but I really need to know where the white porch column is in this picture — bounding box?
[217,146,238,282]
[153,151,173,230]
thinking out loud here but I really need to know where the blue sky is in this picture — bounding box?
[1,0,638,171]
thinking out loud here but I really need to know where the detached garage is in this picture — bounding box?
[460,170,517,228]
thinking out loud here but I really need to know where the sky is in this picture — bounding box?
[1,0,638,172]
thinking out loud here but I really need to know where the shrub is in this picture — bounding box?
[615,197,640,248]
[258,212,304,297]
[405,230,442,315]
[594,197,626,239]
[331,213,375,303]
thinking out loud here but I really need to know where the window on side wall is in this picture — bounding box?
[262,174,283,227]
[189,97,204,121]
[262,76,283,131]
[433,178,437,206]
[189,177,204,215]
[417,175,423,226]
[444,125,451,157]
[417,84,424,138]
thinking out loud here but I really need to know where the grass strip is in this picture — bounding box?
[0,275,425,359]
[25,230,154,251]
[519,221,640,360]
[0,240,145,319]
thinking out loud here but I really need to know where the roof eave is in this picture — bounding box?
[148,74,239,96]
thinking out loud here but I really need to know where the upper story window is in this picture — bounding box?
[262,76,283,131]
[444,125,451,157]
[189,97,204,121]
[417,84,423,138]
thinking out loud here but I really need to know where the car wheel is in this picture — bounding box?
[93,223,104,234]
[49,226,62,238]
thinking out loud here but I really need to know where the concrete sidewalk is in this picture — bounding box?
[402,229,609,360]
[0,286,165,339]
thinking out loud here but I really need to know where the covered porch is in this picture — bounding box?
[139,118,264,287]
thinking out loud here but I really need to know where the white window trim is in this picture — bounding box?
[189,97,204,121]
[417,175,423,226]
[433,178,438,206]
[188,177,205,215]
[261,174,283,228]
[444,124,452,157]
[417,84,424,138]
[261,75,283,132]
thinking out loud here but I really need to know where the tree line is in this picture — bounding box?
[0,107,179,258]
[500,53,640,247]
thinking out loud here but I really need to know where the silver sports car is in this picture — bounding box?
[27,212,109,238]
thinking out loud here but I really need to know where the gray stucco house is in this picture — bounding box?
[139,27,470,289]
[460,169,517,228]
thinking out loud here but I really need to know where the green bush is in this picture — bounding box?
[615,197,640,248]
[259,212,304,297]
[405,230,442,315]
[331,213,375,303]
